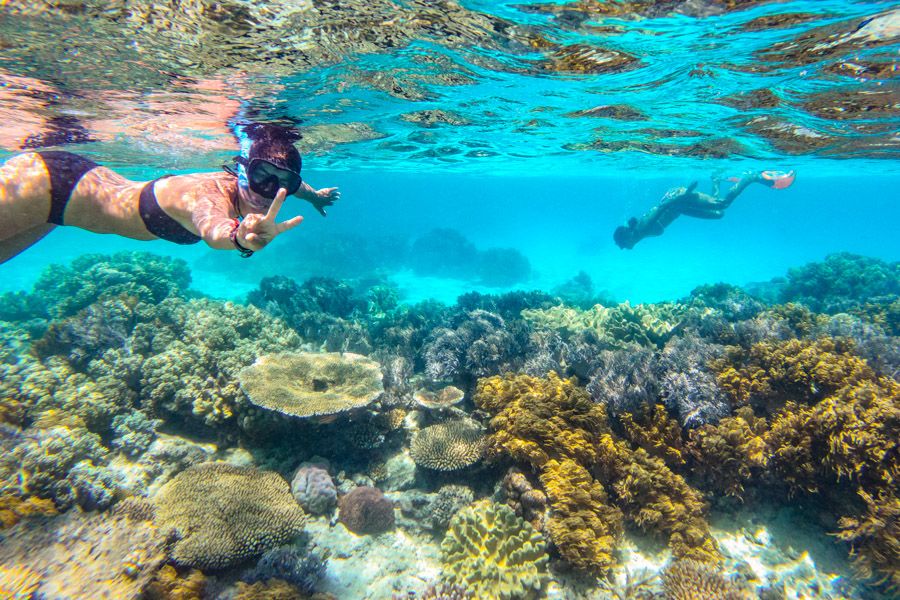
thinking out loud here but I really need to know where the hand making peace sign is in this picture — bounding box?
[236,188,304,251]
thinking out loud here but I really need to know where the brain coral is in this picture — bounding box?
[339,486,395,535]
[291,464,338,515]
[441,500,549,600]
[154,463,307,570]
[238,352,383,418]
[410,420,486,471]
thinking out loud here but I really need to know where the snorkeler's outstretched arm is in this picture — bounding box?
[294,181,340,217]
[238,188,303,251]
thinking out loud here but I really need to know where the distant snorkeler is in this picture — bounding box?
[613,170,795,250]
[0,122,340,264]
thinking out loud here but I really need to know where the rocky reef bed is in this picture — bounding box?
[0,251,896,599]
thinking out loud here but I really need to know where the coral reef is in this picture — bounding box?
[0,504,167,599]
[111,410,162,458]
[587,348,660,418]
[501,469,547,531]
[410,420,486,471]
[662,559,753,599]
[243,544,330,596]
[0,564,41,599]
[687,407,768,499]
[414,386,465,410]
[440,501,549,599]
[778,253,900,314]
[655,335,730,428]
[238,352,383,419]
[339,486,395,535]
[291,463,338,516]
[144,565,207,600]
[617,403,686,468]
[154,463,307,570]
[836,489,900,591]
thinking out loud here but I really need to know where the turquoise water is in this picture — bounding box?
[1,2,899,599]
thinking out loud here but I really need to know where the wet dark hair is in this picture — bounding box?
[613,225,635,249]
[243,123,302,172]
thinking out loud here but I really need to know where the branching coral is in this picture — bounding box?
[687,407,768,499]
[714,337,874,410]
[239,352,383,419]
[587,348,660,418]
[836,489,900,591]
[440,501,549,600]
[154,463,307,570]
[656,335,730,428]
[410,420,486,471]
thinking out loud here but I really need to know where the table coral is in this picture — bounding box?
[238,352,383,419]
[440,501,549,600]
[154,463,307,570]
[410,420,486,471]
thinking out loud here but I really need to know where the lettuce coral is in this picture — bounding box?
[440,501,549,600]
[687,407,768,499]
[618,404,686,468]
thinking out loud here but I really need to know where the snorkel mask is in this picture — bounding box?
[234,156,302,199]
[224,121,304,210]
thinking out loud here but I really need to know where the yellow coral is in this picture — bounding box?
[474,372,609,468]
[836,489,900,591]
[539,459,622,572]
[714,338,874,408]
[144,564,206,600]
[619,404,686,468]
[234,579,304,600]
[687,407,768,499]
[0,564,41,599]
[0,495,57,528]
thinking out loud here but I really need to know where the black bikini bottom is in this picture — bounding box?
[37,151,99,225]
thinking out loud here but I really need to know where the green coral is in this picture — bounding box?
[440,500,549,600]
[520,301,690,349]
[154,463,307,570]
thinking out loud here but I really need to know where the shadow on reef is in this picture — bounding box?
[0,250,897,599]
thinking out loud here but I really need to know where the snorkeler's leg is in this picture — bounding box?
[0,223,55,264]
[0,152,52,240]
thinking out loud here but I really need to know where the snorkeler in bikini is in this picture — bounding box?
[0,123,340,264]
[613,170,795,250]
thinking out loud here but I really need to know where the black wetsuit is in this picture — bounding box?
[37,151,200,245]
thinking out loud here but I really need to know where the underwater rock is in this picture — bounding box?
[410,420,486,472]
[154,463,307,570]
[238,351,384,420]
[441,500,549,599]
[291,463,338,516]
[339,486,395,536]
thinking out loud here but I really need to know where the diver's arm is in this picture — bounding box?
[192,197,242,250]
[294,181,341,216]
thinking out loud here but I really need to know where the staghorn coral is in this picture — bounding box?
[836,489,900,591]
[154,463,307,570]
[339,486,395,535]
[539,458,623,573]
[410,420,486,471]
[238,352,383,419]
[662,559,754,599]
[687,407,768,499]
[291,464,337,516]
[714,337,875,411]
[144,564,207,600]
[441,501,549,600]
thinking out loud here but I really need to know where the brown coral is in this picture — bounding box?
[687,407,768,499]
[502,468,547,531]
[618,404,686,468]
[144,564,207,600]
[836,489,900,591]
[662,559,754,599]
[339,486,395,535]
[410,420,486,471]
[154,463,307,570]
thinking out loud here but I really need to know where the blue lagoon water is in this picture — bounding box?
[0,1,898,599]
